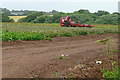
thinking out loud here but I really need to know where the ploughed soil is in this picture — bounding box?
[2,34,119,78]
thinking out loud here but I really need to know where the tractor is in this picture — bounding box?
[60,16,93,28]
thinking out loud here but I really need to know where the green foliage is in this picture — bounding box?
[74,9,90,14]
[45,13,62,23]
[111,49,119,53]
[95,14,118,25]
[59,56,65,60]
[102,66,120,79]
[112,12,120,15]
[94,10,110,16]
[74,30,88,35]
[0,8,118,25]
[11,10,38,16]
[2,13,14,22]
[95,38,112,44]
[32,15,48,23]
[69,13,96,24]
[2,23,118,41]
[52,13,62,23]
[2,31,47,41]
[1,8,11,15]
[18,12,44,22]
[45,16,54,23]
[111,61,117,66]
[50,10,60,15]
[15,9,118,25]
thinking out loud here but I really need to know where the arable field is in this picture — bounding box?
[8,16,27,22]
[2,23,119,78]
[2,23,119,41]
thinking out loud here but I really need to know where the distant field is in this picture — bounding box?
[9,16,27,22]
[2,23,118,41]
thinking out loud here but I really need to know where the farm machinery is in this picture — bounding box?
[60,16,93,28]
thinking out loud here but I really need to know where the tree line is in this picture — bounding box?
[1,8,119,25]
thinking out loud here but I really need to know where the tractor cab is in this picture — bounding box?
[60,16,71,27]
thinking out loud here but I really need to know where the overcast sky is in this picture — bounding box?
[0,0,119,13]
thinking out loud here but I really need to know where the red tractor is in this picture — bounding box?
[60,16,93,28]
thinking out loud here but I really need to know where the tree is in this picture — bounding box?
[1,8,11,15]
[112,12,120,15]
[45,13,62,23]
[94,10,110,16]
[74,9,90,14]
[95,14,118,25]
[32,15,48,23]
[2,13,14,22]
[69,13,96,24]
[18,12,44,22]
[50,10,59,15]
[45,16,54,23]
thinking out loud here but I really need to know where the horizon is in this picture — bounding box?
[1,7,118,14]
[0,0,119,13]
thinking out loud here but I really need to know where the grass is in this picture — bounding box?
[102,66,120,79]
[8,16,27,22]
[2,23,119,41]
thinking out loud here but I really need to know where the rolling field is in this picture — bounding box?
[2,23,118,41]
[8,16,27,22]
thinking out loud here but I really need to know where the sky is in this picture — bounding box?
[0,0,120,13]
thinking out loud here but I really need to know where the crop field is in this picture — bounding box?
[8,16,27,22]
[2,23,118,41]
[2,2,119,78]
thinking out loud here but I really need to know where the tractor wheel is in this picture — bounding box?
[66,25,69,27]
[69,25,74,27]
[64,24,69,27]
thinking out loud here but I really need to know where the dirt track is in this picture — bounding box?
[2,34,118,78]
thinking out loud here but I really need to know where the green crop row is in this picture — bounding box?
[2,23,119,41]
[2,30,88,41]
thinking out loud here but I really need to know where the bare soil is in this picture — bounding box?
[2,34,119,78]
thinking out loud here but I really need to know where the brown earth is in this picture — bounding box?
[2,34,119,78]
